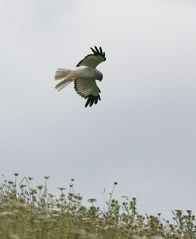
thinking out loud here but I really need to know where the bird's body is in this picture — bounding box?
[54,46,106,107]
[73,66,102,80]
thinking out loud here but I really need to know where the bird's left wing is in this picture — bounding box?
[76,46,106,68]
[74,78,101,107]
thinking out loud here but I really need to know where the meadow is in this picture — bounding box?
[0,174,195,239]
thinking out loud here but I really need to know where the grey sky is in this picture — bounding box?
[0,0,196,218]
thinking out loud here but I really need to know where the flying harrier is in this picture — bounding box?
[55,46,106,107]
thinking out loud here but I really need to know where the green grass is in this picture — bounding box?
[0,174,195,239]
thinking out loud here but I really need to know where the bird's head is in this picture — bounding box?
[95,70,103,81]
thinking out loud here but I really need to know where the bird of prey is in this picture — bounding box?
[54,46,106,107]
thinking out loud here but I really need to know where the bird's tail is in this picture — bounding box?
[55,68,71,80]
[55,70,77,91]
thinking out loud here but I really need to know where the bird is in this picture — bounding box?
[54,46,106,107]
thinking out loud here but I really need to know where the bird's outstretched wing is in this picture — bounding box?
[76,46,106,68]
[74,78,101,107]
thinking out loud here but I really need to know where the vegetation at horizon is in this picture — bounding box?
[0,174,195,239]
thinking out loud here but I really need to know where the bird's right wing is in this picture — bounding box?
[76,46,106,68]
[74,78,101,107]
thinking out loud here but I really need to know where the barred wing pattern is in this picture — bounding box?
[74,78,101,107]
[76,46,106,68]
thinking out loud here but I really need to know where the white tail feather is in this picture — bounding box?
[55,68,71,80]
[55,78,73,91]
[55,70,77,91]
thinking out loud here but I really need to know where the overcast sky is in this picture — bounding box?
[0,0,196,218]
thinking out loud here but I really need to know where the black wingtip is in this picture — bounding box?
[90,46,106,59]
[90,47,96,54]
[94,46,99,52]
[85,95,101,107]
